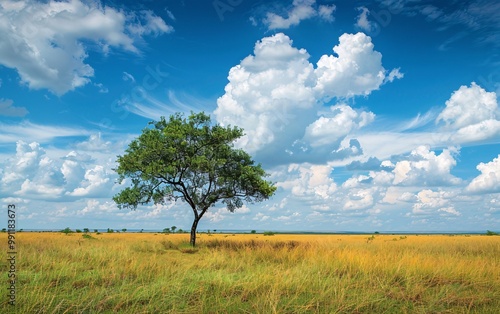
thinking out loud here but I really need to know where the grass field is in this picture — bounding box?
[1,232,499,313]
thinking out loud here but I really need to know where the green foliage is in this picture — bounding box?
[486,230,498,236]
[113,112,276,246]
[83,228,89,233]
[82,234,95,240]
[122,228,127,232]
[61,227,73,235]
[163,228,170,234]
[251,230,256,234]
[107,228,114,233]
[76,229,82,233]
[1,228,6,232]
[263,231,275,236]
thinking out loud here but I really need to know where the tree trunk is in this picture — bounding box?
[190,217,200,247]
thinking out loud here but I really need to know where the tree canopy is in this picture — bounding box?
[113,112,276,246]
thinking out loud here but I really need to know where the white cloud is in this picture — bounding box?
[304,104,375,147]
[466,155,500,194]
[215,32,399,157]
[0,0,172,95]
[76,133,111,152]
[314,32,402,100]
[355,7,377,33]
[434,83,500,145]
[412,189,454,215]
[318,5,335,22]
[392,145,461,186]
[437,82,498,130]
[277,163,337,200]
[0,138,119,201]
[0,99,28,117]
[67,165,111,197]
[385,68,404,83]
[215,33,316,154]
[125,89,204,121]
[263,0,335,30]
[0,121,90,144]
[438,206,460,216]
[126,10,172,37]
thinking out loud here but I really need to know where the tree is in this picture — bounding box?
[113,112,276,246]
[171,226,177,233]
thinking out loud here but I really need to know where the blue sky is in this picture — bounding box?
[1,0,499,232]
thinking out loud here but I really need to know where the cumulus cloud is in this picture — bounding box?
[304,104,375,147]
[435,82,500,144]
[0,138,118,201]
[437,82,498,130]
[314,32,400,100]
[412,189,456,216]
[263,0,335,30]
[392,145,461,186]
[466,155,500,194]
[214,32,400,159]
[0,0,172,95]
[1,141,66,199]
[278,163,337,200]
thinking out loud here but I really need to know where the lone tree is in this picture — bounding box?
[113,112,276,246]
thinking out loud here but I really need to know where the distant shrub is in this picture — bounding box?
[263,231,275,236]
[251,230,256,234]
[61,227,73,235]
[75,229,82,233]
[486,230,498,236]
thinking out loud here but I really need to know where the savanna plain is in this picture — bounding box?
[1,232,499,313]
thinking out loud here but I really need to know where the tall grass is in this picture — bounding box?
[1,232,499,313]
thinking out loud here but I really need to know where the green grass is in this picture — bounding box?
[1,233,499,313]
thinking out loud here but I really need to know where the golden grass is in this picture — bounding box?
[1,232,499,313]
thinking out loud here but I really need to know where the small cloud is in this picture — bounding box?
[94,83,108,93]
[318,5,336,22]
[385,68,404,83]
[355,7,377,33]
[122,72,136,83]
[438,206,460,216]
[262,0,335,30]
[0,99,28,117]
[165,9,176,21]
